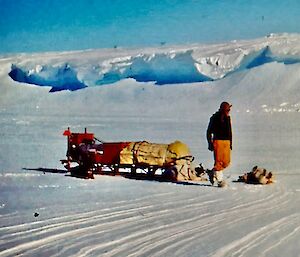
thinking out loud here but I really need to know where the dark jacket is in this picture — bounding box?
[207,111,232,146]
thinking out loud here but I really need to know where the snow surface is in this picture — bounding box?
[1,34,300,256]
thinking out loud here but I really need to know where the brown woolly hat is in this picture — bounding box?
[219,101,232,110]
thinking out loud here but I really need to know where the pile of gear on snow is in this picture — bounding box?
[237,166,274,185]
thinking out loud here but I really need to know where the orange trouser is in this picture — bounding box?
[213,140,231,171]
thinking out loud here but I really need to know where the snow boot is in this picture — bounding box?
[217,180,227,188]
[215,171,226,187]
[207,169,216,185]
[207,170,226,187]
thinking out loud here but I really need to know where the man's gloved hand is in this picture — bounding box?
[208,142,214,151]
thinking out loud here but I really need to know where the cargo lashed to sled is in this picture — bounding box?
[61,128,204,181]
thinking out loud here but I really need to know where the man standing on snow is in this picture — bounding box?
[206,102,232,187]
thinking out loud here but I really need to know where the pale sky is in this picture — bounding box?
[1,0,300,53]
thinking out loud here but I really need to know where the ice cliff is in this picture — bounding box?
[7,33,300,92]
